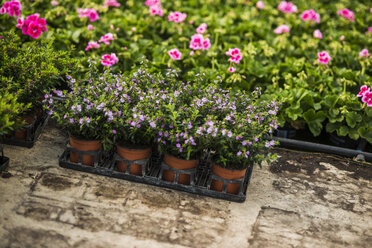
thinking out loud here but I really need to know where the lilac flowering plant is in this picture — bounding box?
[203,88,279,170]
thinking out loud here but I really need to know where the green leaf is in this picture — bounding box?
[303,109,326,136]
[345,112,362,128]
[358,127,372,144]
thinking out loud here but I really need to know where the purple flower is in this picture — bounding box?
[176,143,181,148]
[112,129,117,134]
[242,141,247,146]
[69,118,74,123]
[227,131,233,138]
[237,151,242,156]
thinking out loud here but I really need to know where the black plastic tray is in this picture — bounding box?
[59,146,254,202]
[1,112,50,148]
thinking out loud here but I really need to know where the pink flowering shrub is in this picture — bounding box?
[196,23,207,34]
[77,8,99,22]
[0,0,21,17]
[98,33,114,45]
[168,11,187,23]
[277,1,297,14]
[301,9,320,23]
[17,13,48,39]
[226,48,242,64]
[101,53,119,66]
[313,29,322,39]
[256,1,264,9]
[168,48,182,60]
[104,0,121,8]
[337,8,354,21]
[317,51,331,65]
[359,49,370,58]
[357,85,372,107]
[85,41,100,51]
[274,24,290,34]
[189,34,211,51]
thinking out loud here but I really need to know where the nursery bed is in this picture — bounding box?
[59,147,254,203]
[2,112,50,148]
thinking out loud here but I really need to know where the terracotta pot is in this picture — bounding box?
[162,154,198,185]
[211,163,247,195]
[116,144,151,176]
[14,114,36,140]
[69,136,101,166]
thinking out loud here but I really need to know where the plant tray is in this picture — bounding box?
[59,146,254,203]
[1,112,50,148]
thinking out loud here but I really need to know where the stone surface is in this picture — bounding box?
[0,126,371,247]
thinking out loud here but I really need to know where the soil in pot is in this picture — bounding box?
[116,144,151,176]
[211,163,247,195]
[69,136,102,166]
[14,114,36,140]
[162,155,198,185]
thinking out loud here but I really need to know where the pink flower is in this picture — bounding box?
[357,85,370,97]
[301,9,320,23]
[313,29,323,39]
[368,27,372,33]
[228,67,236,73]
[359,49,370,58]
[149,3,163,16]
[226,48,242,64]
[337,8,354,21]
[274,24,290,34]
[317,51,331,65]
[277,1,297,14]
[0,0,22,17]
[104,0,120,7]
[202,38,211,50]
[98,33,114,45]
[77,8,99,22]
[87,24,94,30]
[51,1,58,6]
[101,53,119,66]
[20,13,48,39]
[256,1,264,9]
[196,23,207,34]
[340,35,345,41]
[362,91,372,107]
[16,17,24,28]
[168,11,187,23]
[85,41,100,51]
[189,34,204,50]
[168,48,182,60]
[144,0,160,6]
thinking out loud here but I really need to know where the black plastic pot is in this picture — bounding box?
[0,145,10,173]
[328,132,360,149]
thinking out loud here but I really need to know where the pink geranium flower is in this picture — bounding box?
[274,24,290,34]
[313,29,323,39]
[226,48,242,64]
[19,13,48,39]
[98,33,114,45]
[362,91,372,107]
[149,3,163,16]
[277,1,297,14]
[256,1,264,9]
[301,9,320,23]
[202,38,211,50]
[359,49,370,58]
[85,41,100,51]
[101,53,119,66]
[168,48,182,60]
[0,0,22,17]
[87,24,94,30]
[337,8,354,21]
[168,11,187,23]
[51,1,58,6]
[144,0,160,6]
[196,23,207,34]
[104,0,120,7]
[228,67,236,73]
[368,27,372,33]
[357,85,370,97]
[317,51,331,65]
[189,34,204,50]
[77,8,99,22]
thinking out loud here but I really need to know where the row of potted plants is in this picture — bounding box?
[45,62,279,194]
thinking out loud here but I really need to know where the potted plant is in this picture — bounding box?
[45,62,113,166]
[0,31,77,140]
[206,88,279,194]
[0,89,30,171]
